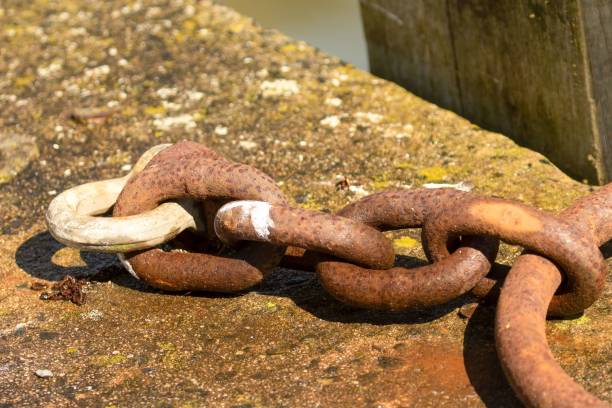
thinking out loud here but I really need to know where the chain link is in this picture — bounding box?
[45,144,203,252]
[45,141,611,407]
[113,141,288,292]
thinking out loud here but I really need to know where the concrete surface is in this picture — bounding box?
[0,1,609,407]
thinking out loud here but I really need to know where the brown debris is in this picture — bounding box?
[29,282,48,291]
[335,177,349,191]
[40,276,86,305]
[67,107,116,124]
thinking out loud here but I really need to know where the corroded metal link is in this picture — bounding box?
[213,200,395,270]
[496,183,612,408]
[144,139,226,166]
[563,184,612,244]
[46,144,204,252]
[113,143,288,292]
[315,189,499,310]
[423,196,606,316]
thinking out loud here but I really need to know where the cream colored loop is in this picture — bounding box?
[45,144,203,253]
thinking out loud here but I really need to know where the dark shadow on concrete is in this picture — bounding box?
[14,232,506,328]
[14,230,163,294]
[463,302,522,408]
[15,231,119,281]
[15,232,470,325]
[255,254,474,326]
[263,269,469,326]
[14,230,247,299]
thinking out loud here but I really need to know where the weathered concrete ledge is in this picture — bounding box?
[0,0,610,406]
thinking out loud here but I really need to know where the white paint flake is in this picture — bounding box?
[215,201,275,241]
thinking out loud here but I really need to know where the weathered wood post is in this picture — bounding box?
[360,0,611,184]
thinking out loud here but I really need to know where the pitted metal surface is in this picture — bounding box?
[214,200,395,270]
[316,189,498,310]
[496,184,612,408]
[113,142,288,292]
[423,195,606,317]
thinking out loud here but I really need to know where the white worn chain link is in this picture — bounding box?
[46,144,202,253]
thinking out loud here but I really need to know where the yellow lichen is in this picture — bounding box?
[280,44,298,54]
[552,315,591,329]
[393,236,420,249]
[182,19,197,34]
[159,342,186,368]
[227,21,246,33]
[371,180,392,190]
[14,75,35,87]
[158,342,175,351]
[394,161,414,170]
[143,106,166,116]
[418,166,447,181]
[299,197,323,211]
[92,354,127,366]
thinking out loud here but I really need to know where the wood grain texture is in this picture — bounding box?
[580,0,612,182]
[361,0,611,184]
[360,0,461,111]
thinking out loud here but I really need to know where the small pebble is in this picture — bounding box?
[14,323,27,335]
[35,369,53,378]
[214,125,228,136]
[238,140,257,150]
[325,97,342,107]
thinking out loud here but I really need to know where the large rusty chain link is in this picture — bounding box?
[46,141,611,408]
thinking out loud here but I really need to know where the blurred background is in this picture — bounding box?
[217,0,368,69]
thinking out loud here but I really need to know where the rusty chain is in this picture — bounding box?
[46,141,611,407]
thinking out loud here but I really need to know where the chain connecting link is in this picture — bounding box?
[113,141,288,292]
[496,183,612,408]
[46,141,611,407]
[315,189,499,310]
[422,195,606,316]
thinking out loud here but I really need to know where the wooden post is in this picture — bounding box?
[360,0,611,184]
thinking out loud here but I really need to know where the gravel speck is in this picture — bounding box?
[35,369,53,378]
